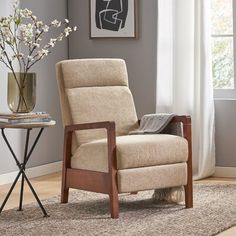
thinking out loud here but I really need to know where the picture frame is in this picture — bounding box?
[89,0,138,38]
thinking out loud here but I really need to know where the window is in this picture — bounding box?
[211,0,236,98]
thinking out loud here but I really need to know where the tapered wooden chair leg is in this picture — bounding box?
[184,183,193,208]
[109,191,119,219]
[61,186,69,204]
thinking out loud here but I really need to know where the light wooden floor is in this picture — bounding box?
[0,172,235,235]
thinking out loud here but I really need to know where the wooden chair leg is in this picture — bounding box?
[61,168,69,204]
[184,183,193,208]
[109,191,119,219]
[109,172,119,219]
[61,187,69,203]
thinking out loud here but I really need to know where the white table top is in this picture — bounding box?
[0,120,56,129]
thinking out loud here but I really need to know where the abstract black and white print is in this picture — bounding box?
[90,0,137,38]
[95,0,128,32]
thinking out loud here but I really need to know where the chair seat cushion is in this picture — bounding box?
[71,134,188,173]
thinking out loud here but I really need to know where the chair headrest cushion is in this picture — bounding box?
[57,58,129,88]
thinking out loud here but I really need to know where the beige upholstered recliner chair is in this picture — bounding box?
[56,59,193,219]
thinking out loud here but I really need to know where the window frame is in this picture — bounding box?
[212,0,236,99]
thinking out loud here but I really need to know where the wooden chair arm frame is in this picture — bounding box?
[63,121,117,173]
[171,115,193,207]
[62,121,119,217]
[170,115,191,125]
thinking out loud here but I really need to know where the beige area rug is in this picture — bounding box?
[0,183,235,236]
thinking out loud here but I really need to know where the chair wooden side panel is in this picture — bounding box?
[66,168,110,194]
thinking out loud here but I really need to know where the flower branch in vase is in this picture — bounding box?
[0,0,77,113]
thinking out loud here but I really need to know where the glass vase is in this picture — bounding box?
[7,72,36,113]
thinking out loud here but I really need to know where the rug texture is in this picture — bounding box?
[0,183,235,236]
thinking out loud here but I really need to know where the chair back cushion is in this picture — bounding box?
[56,59,139,146]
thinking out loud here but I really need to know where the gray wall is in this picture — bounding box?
[215,101,236,167]
[68,0,157,118]
[0,0,22,175]
[0,0,67,175]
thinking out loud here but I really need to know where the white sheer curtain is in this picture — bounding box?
[157,0,215,179]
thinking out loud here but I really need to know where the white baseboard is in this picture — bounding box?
[213,166,236,178]
[0,161,62,186]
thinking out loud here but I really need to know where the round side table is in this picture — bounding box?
[0,120,56,217]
